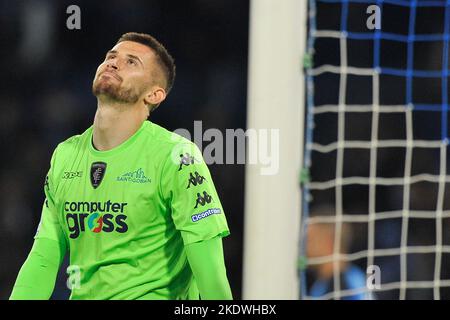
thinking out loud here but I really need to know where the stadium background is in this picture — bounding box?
[0,0,447,300]
[0,0,248,299]
[302,0,450,300]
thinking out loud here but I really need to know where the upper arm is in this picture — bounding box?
[160,142,230,245]
[34,148,67,253]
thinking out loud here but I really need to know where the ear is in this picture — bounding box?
[144,86,166,106]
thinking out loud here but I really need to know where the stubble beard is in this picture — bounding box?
[92,76,140,104]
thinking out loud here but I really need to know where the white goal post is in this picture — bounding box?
[243,0,308,299]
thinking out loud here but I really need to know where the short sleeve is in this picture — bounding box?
[34,148,66,246]
[160,142,230,245]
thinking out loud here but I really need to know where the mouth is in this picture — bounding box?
[100,71,121,81]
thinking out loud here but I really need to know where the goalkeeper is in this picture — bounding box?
[9,32,232,300]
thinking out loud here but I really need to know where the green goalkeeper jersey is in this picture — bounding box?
[35,120,230,300]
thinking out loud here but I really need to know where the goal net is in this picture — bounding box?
[300,0,450,300]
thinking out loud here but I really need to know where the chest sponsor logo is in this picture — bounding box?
[90,162,107,189]
[116,168,151,184]
[64,200,128,239]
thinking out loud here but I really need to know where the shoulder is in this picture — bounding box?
[146,122,205,175]
[147,121,200,156]
[147,121,193,147]
[52,126,92,164]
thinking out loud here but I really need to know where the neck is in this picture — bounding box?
[92,99,149,151]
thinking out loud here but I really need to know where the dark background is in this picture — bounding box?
[0,0,249,299]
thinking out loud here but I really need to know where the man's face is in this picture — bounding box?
[92,41,158,104]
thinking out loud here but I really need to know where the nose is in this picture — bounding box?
[106,59,119,70]
[107,62,118,70]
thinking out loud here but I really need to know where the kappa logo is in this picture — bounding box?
[44,175,50,209]
[178,153,200,171]
[194,191,213,209]
[187,171,206,189]
[44,175,49,189]
[116,168,151,184]
[91,162,107,189]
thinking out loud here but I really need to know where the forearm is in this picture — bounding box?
[10,237,65,300]
[185,236,233,300]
